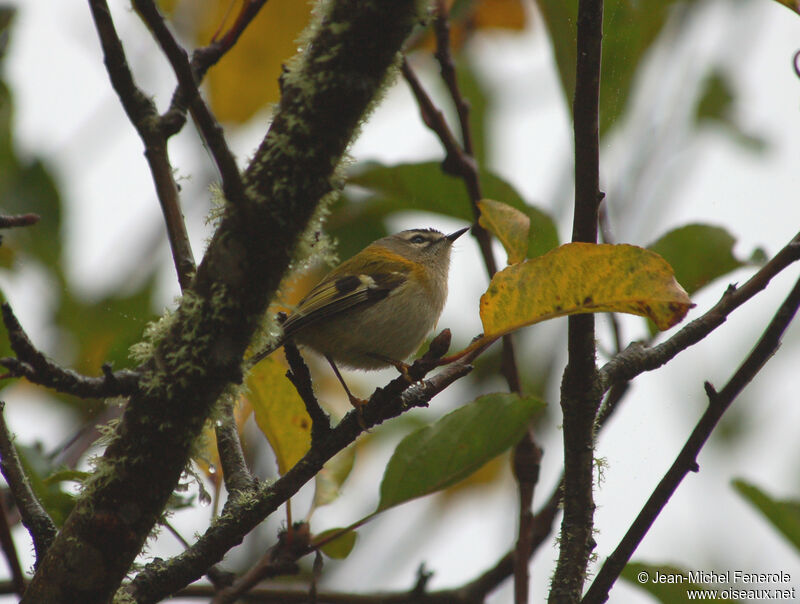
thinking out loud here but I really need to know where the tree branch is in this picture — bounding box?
[0,303,140,398]
[283,341,332,445]
[0,402,57,564]
[551,0,604,600]
[583,272,800,603]
[23,2,428,602]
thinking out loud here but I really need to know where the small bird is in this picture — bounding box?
[249,227,468,405]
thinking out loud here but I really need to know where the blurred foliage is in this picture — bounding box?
[733,479,800,554]
[198,0,313,123]
[536,0,690,136]
[167,0,527,124]
[695,70,767,150]
[647,224,749,297]
[15,443,76,528]
[310,445,356,517]
[344,161,559,259]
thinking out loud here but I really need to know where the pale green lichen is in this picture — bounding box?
[112,589,136,604]
[204,182,227,229]
[128,307,176,364]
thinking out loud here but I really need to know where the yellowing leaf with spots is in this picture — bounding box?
[478,199,530,264]
[480,243,692,336]
[247,356,311,475]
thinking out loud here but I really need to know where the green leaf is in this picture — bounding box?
[0,81,63,269]
[315,528,358,559]
[347,160,559,258]
[695,71,766,151]
[733,479,800,554]
[56,277,159,374]
[16,443,77,527]
[377,393,544,511]
[621,562,739,603]
[648,224,747,296]
[695,71,735,123]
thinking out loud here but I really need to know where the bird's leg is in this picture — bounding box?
[325,355,368,409]
[325,356,369,430]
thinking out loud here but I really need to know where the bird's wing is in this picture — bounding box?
[281,271,406,339]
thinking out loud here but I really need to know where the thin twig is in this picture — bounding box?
[0,498,26,596]
[132,0,247,208]
[283,341,331,445]
[0,402,57,563]
[583,273,800,603]
[88,0,196,290]
[0,214,40,229]
[432,4,474,156]
[400,59,497,278]
[162,0,271,135]
[0,303,139,398]
[459,478,562,602]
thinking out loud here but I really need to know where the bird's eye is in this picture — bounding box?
[409,234,427,244]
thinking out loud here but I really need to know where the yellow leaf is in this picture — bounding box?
[480,243,693,336]
[478,199,530,264]
[196,0,313,123]
[247,356,311,475]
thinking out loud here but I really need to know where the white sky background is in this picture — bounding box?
[4,0,800,602]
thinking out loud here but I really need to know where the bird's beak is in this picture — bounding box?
[447,227,469,242]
